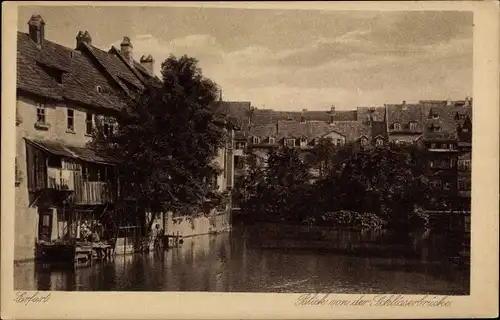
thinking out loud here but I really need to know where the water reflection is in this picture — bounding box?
[14,228,469,294]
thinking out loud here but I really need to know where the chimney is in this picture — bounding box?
[76,30,92,49]
[446,99,452,106]
[464,96,471,107]
[28,14,45,45]
[120,36,134,65]
[300,109,307,123]
[329,105,336,123]
[139,54,154,75]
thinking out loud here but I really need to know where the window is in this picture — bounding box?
[36,103,46,124]
[442,143,448,149]
[443,182,451,191]
[300,138,307,147]
[42,215,51,227]
[376,138,384,146]
[252,137,260,144]
[47,156,62,168]
[393,123,402,131]
[430,143,437,149]
[96,86,102,93]
[429,160,434,168]
[234,156,244,169]
[458,160,471,171]
[67,109,74,131]
[269,137,276,144]
[103,117,116,137]
[236,142,246,149]
[462,128,469,133]
[223,149,227,178]
[85,112,93,135]
[431,180,442,189]
[458,178,471,191]
[360,137,368,146]
[41,64,63,84]
[409,122,418,130]
[336,139,343,146]
[432,112,439,119]
[285,139,295,147]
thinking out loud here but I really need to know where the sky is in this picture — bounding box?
[18,6,473,111]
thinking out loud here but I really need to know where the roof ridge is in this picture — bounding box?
[81,42,132,98]
[109,46,148,85]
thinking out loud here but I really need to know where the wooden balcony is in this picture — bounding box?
[74,181,114,205]
[47,168,75,191]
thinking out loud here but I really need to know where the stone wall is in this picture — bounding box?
[165,210,231,238]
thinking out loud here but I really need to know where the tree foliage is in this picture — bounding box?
[238,142,433,234]
[90,55,226,215]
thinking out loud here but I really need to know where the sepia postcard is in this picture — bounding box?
[1,1,499,319]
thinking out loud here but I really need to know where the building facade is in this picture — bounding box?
[15,14,234,261]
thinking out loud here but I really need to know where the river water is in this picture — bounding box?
[14,228,469,294]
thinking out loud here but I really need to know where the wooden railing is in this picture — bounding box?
[47,168,75,191]
[74,181,113,205]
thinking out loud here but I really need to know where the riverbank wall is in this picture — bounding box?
[165,210,231,238]
[114,209,231,255]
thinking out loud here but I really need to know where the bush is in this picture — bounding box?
[320,210,387,230]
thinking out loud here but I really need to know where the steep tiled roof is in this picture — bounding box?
[274,120,332,139]
[86,45,144,90]
[371,121,388,139]
[331,110,358,121]
[357,106,386,122]
[249,108,358,126]
[248,123,278,138]
[17,32,125,111]
[386,103,424,132]
[325,121,372,142]
[423,105,459,141]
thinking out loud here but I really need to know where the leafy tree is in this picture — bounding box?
[89,55,227,232]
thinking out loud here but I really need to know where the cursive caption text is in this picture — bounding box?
[296,294,452,307]
[14,291,51,306]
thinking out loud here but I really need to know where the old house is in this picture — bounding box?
[385,101,424,145]
[15,14,234,261]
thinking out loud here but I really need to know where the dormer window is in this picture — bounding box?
[252,136,260,144]
[393,123,402,131]
[39,64,63,84]
[96,86,102,93]
[409,122,418,130]
[269,137,276,144]
[376,138,384,146]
